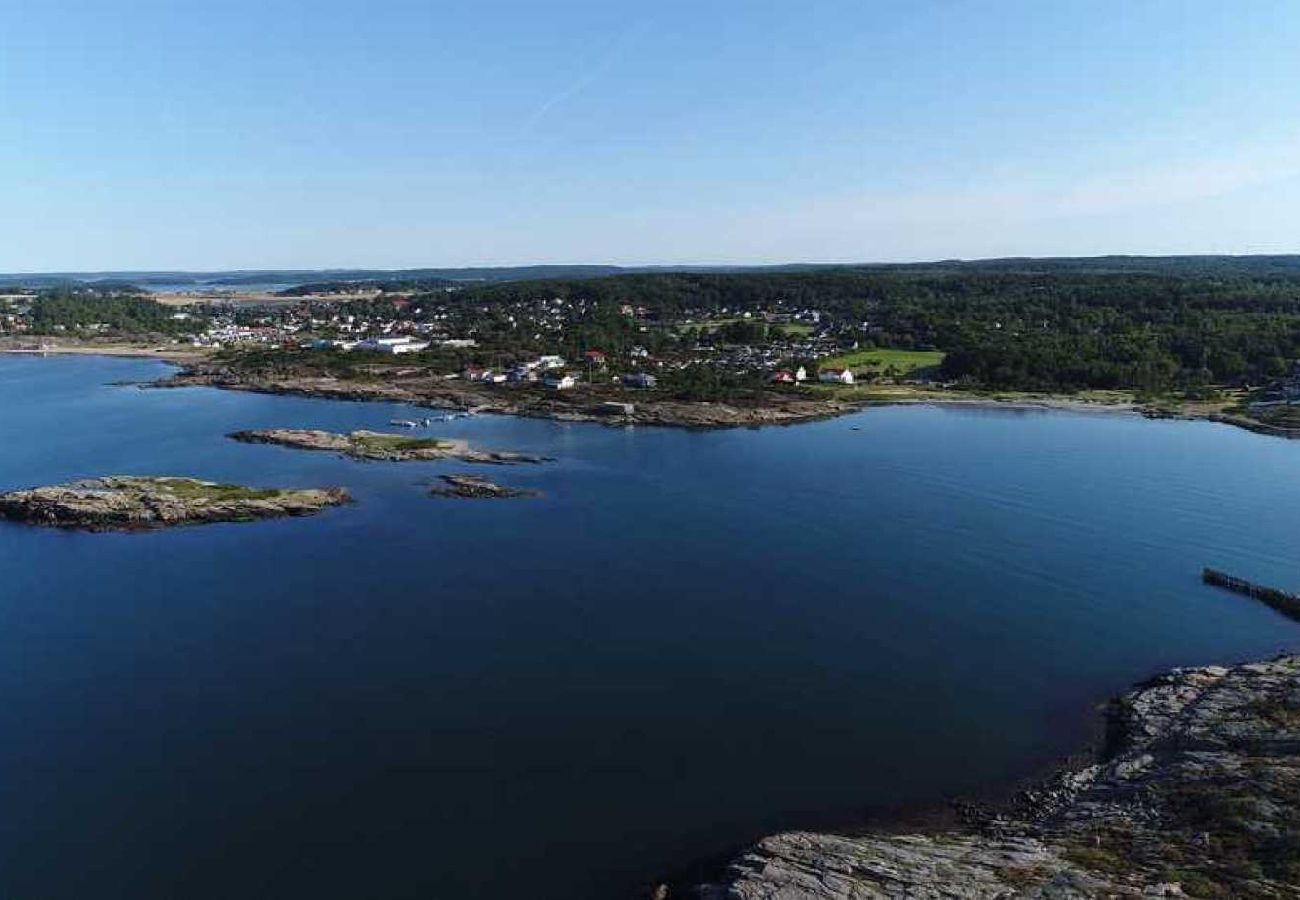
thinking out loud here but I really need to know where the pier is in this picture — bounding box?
[1202,568,1300,622]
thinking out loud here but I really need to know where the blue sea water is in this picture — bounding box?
[1,354,1297,899]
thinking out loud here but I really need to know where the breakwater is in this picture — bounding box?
[1203,567,1300,621]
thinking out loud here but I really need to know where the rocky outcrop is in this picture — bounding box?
[0,476,350,531]
[428,474,540,499]
[699,656,1300,899]
[229,429,549,464]
[703,832,1149,898]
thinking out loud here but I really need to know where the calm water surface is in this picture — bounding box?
[1,355,1298,898]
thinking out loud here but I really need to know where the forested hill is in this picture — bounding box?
[24,290,196,335]
[436,263,1300,393]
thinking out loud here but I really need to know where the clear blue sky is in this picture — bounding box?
[4,0,1300,270]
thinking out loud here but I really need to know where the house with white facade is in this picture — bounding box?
[357,336,430,354]
[543,373,577,390]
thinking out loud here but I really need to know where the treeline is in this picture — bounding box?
[276,278,455,297]
[27,289,198,335]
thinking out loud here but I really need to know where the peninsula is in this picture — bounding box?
[0,476,350,531]
[228,428,550,464]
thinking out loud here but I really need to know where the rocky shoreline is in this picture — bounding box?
[161,359,1300,437]
[691,654,1300,898]
[0,476,350,531]
[163,364,867,429]
[229,428,550,464]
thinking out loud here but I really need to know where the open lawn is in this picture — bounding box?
[674,317,746,333]
[819,348,946,376]
[771,323,814,337]
[350,434,457,452]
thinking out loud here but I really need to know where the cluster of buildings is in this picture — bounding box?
[459,353,657,391]
[1249,365,1300,411]
[463,354,567,385]
[191,321,291,349]
[311,335,433,354]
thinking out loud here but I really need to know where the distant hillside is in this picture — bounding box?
[5,255,1300,291]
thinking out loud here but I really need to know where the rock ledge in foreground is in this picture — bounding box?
[699,655,1300,899]
[0,476,351,531]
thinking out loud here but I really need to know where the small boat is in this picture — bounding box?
[390,418,420,428]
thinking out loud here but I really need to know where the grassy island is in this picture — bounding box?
[229,429,550,464]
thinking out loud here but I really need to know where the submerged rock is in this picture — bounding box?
[230,428,549,464]
[0,476,350,531]
[699,655,1300,898]
[429,474,539,499]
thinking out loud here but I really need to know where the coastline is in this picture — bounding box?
[152,354,1154,432]
[5,343,1297,438]
[0,341,206,364]
[160,366,1228,435]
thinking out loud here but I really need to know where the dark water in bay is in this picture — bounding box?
[1,355,1297,899]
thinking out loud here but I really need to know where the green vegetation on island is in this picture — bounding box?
[229,429,550,464]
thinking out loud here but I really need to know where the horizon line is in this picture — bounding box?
[5,251,1300,280]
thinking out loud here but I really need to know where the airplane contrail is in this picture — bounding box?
[523,21,647,134]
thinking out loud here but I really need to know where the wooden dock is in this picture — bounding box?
[1202,568,1300,622]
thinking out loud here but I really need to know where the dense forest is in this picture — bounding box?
[26,289,197,335]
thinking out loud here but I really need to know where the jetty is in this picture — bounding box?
[1202,567,1300,621]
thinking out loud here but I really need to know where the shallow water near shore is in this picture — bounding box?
[2,354,1299,899]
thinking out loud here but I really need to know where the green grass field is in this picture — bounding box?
[674,319,813,337]
[351,434,456,452]
[819,348,946,376]
[146,478,282,501]
[674,317,746,334]
[771,323,814,337]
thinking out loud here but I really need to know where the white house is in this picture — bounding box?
[537,355,566,370]
[357,336,430,355]
[818,368,854,385]
[544,373,577,390]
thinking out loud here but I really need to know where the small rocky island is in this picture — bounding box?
[429,474,540,499]
[0,476,350,531]
[229,428,550,464]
